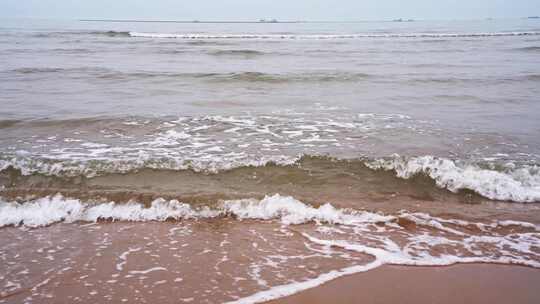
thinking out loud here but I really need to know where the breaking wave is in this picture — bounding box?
[0,194,394,228]
[366,155,540,203]
[0,192,538,229]
[1,154,539,203]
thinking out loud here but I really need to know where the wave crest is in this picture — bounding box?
[367,155,540,203]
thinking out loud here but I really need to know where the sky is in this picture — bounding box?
[1,0,539,21]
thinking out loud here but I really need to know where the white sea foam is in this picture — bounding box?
[226,235,540,304]
[222,196,539,303]
[367,155,540,203]
[222,195,394,225]
[129,31,540,40]
[225,261,383,304]
[0,113,420,178]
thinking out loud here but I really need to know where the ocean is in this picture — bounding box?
[1,18,540,303]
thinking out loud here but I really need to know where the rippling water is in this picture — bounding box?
[1,18,540,201]
[1,18,540,304]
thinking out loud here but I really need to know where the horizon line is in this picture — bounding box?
[78,17,539,24]
[80,19,304,23]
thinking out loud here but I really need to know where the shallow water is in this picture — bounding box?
[1,18,540,303]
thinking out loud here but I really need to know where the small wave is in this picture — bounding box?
[49,48,93,54]
[411,39,450,43]
[10,67,65,74]
[513,46,540,52]
[29,30,131,38]
[91,30,131,37]
[0,120,21,129]
[522,74,540,81]
[403,76,483,85]
[8,67,110,75]
[185,40,234,46]
[30,33,52,38]
[128,31,540,40]
[402,75,538,85]
[207,71,372,83]
[208,71,277,82]
[94,70,372,82]
[7,68,370,83]
[208,49,265,57]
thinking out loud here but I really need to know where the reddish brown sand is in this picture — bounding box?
[268,264,540,304]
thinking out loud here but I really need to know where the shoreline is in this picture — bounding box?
[267,263,540,304]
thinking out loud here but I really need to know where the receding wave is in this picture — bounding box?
[128,31,540,39]
[1,194,539,270]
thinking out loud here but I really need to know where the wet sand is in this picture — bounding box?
[269,264,540,304]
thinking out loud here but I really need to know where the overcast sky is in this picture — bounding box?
[1,0,539,20]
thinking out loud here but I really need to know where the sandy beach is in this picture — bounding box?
[270,264,540,304]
